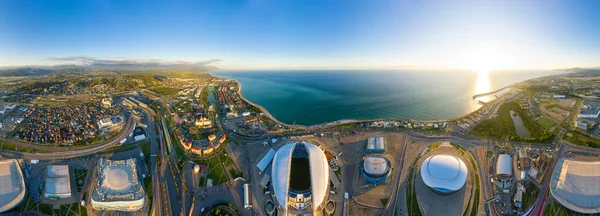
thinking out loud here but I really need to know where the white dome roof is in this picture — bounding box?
[271,142,329,214]
[420,155,468,193]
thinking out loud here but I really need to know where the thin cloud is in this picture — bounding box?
[45,56,222,66]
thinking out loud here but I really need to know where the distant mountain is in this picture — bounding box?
[0,67,55,76]
[0,64,216,77]
[565,68,600,77]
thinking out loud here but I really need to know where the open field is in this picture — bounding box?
[537,117,558,130]
[539,100,571,123]
[556,99,577,109]
[565,131,600,149]
[149,86,180,96]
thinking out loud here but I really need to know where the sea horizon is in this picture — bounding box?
[211,69,564,126]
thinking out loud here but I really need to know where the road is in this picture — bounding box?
[387,134,409,215]
[0,116,137,160]
[144,112,161,216]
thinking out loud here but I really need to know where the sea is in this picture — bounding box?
[210,70,563,126]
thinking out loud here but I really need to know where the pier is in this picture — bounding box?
[472,86,512,100]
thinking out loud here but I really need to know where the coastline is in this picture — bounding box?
[228,79,495,129]
[232,80,308,130]
[221,71,564,129]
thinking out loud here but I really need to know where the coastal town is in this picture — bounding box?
[0,67,599,216]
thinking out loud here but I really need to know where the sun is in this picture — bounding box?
[458,44,506,72]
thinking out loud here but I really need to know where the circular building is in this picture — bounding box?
[91,158,145,212]
[271,141,329,215]
[420,155,468,195]
[0,159,26,213]
[360,155,391,185]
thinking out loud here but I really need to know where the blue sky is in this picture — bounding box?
[1,0,599,70]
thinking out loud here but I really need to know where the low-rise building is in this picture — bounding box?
[208,134,216,142]
[101,98,112,108]
[366,136,385,153]
[194,115,212,128]
[0,103,16,115]
[44,165,72,199]
[513,183,524,208]
[579,100,600,119]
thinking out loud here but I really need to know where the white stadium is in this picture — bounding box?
[271,141,330,215]
[550,157,600,214]
[420,155,468,195]
[91,158,145,211]
[0,159,25,213]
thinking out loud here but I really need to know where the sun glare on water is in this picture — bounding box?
[475,70,491,97]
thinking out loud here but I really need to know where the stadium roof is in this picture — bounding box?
[272,142,329,214]
[92,158,144,205]
[580,100,600,115]
[496,154,512,176]
[45,165,71,196]
[363,155,390,175]
[420,155,468,193]
[0,160,25,213]
[550,157,600,214]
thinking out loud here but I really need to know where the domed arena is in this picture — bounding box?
[420,155,468,195]
[271,141,329,215]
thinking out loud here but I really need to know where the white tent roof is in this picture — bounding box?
[420,155,468,192]
[45,165,71,196]
[271,142,329,214]
[256,149,276,172]
[496,154,512,176]
[367,136,385,150]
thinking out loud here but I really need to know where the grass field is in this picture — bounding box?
[149,86,180,96]
[537,117,558,129]
[565,131,600,149]
[0,141,51,153]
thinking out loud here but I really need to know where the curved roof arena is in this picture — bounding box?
[420,155,468,194]
[0,159,26,213]
[271,142,329,214]
[550,157,600,214]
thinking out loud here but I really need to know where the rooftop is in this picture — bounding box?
[363,155,390,176]
[550,157,600,214]
[580,100,600,116]
[92,158,144,202]
[496,154,512,176]
[45,165,71,196]
[271,141,329,215]
[0,160,26,213]
[420,155,468,193]
[367,136,385,150]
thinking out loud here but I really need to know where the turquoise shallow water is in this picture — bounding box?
[211,70,560,126]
